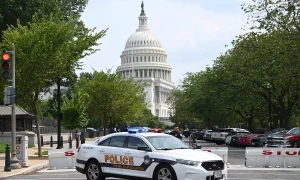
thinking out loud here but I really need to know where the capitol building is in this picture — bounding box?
[117,2,175,119]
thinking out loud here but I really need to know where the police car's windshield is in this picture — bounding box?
[146,135,189,150]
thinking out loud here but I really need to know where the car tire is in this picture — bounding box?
[85,160,105,180]
[153,164,177,180]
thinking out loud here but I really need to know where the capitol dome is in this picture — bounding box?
[125,31,162,49]
[117,1,175,118]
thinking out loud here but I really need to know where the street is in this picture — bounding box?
[3,169,300,180]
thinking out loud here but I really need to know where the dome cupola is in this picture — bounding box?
[124,1,163,50]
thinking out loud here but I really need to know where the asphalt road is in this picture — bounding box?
[182,137,245,165]
[4,169,300,180]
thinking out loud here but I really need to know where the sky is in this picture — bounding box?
[78,0,252,86]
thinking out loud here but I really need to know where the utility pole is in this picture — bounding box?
[10,44,21,169]
[56,78,62,149]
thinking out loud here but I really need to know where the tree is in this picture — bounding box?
[0,0,89,42]
[1,14,107,156]
[130,109,160,128]
[77,70,147,135]
[61,89,88,132]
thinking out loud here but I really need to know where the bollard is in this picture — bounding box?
[50,135,53,147]
[41,135,44,146]
[81,132,85,144]
[61,136,64,148]
[76,136,79,149]
[69,136,72,149]
[4,144,11,172]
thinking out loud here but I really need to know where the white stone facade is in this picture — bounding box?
[116,3,175,118]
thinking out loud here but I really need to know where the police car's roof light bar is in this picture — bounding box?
[128,127,149,134]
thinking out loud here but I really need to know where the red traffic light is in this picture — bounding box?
[2,53,11,61]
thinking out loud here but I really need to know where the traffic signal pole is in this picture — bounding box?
[10,44,21,169]
[56,78,62,149]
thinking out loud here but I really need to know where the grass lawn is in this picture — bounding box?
[0,143,35,153]
[34,150,48,156]
[0,143,8,153]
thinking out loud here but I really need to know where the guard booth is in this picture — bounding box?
[16,135,29,167]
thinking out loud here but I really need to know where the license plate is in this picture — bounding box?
[214,171,223,179]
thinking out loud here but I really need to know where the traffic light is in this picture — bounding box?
[1,52,12,79]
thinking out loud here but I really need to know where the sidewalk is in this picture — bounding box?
[0,138,97,179]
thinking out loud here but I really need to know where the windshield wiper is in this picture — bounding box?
[173,147,189,149]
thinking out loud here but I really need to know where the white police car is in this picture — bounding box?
[76,129,227,180]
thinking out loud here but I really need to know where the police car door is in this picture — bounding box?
[98,135,126,175]
[122,136,153,178]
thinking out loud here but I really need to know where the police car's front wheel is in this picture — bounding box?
[153,164,177,180]
[85,160,105,180]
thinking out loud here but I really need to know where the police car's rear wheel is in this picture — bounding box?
[86,160,105,180]
[154,164,177,180]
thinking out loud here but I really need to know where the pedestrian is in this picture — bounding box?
[169,125,182,140]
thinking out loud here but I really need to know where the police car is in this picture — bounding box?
[75,129,227,180]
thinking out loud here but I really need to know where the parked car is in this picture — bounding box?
[251,128,286,147]
[238,133,258,147]
[212,128,244,145]
[225,129,250,146]
[193,129,206,140]
[203,130,212,141]
[267,127,300,147]
[182,129,191,137]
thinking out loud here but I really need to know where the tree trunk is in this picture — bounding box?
[272,114,279,129]
[34,115,42,157]
[247,108,255,132]
[283,112,291,130]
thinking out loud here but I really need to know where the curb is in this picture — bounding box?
[228,165,300,171]
[0,162,49,179]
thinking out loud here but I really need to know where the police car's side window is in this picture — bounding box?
[109,136,126,148]
[98,137,111,146]
[127,137,148,150]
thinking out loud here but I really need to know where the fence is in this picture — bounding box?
[32,126,69,134]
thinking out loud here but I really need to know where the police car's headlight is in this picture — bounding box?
[176,159,200,166]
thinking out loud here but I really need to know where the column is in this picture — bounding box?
[143,69,145,77]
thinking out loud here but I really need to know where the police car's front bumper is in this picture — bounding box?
[173,163,227,180]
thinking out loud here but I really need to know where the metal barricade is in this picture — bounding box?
[48,150,77,169]
[245,147,300,168]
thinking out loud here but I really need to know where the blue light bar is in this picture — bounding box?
[128,127,149,133]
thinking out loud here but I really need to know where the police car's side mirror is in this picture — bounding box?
[137,146,152,152]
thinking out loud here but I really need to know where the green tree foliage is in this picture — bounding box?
[130,109,161,128]
[170,0,300,131]
[61,90,88,131]
[0,14,107,156]
[0,0,89,41]
[77,70,147,135]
